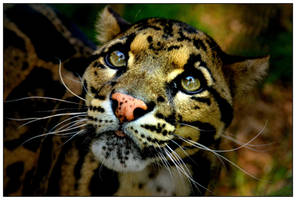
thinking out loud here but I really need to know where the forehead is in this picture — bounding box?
[119,18,219,69]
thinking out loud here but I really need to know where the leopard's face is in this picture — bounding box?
[82,18,233,172]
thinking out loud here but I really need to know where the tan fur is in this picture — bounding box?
[96,7,129,44]
[4,5,269,196]
[82,8,269,195]
[223,56,270,101]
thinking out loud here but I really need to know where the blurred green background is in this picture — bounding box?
[53,4,292,196]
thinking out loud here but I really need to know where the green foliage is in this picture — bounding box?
[265,32,293,83]
[53,4,106,44]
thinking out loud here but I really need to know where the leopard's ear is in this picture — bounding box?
[222,55,269,101]
[96,6,130,44]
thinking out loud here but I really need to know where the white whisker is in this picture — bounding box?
[221,134,273,148]
[175,134,261,181]
[22,123,86,145]
[215,122,268,153]
[61,129,86,146]
[58,59,86,102]
[165,144,210,193]
[49,115,86,132]
[9,112,86,122]
[36,107,86,113]
[11,112,87,128]
[155,144,173,178]
[77,74,94,98]
[5,96,83,105]
[179,123,215,132]
[54,119,88,135]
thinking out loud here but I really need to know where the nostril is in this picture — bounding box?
[133,107,147,120]
[111,98,119,115]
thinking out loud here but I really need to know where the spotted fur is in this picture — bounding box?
[4,5,269,196]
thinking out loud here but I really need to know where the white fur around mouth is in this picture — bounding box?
[91,132,150,172]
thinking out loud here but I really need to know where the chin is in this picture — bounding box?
[90,131,151,172]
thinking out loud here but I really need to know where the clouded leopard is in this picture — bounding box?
[4,5,269,196]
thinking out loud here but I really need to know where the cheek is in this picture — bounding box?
[174,92,221,124]
[83,66,116,105]
[86,67,116,84]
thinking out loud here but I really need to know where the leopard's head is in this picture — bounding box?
[82,7,269,172]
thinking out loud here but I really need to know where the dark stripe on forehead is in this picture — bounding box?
[193,39,207,52]
[102,33,136,56]
[133,19,162,31]
[208,87,233,128]
[161,20,174,39]
[184,54,215,84]
[184,54,207,71]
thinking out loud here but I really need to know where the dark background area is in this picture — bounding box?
[52,4,293,196]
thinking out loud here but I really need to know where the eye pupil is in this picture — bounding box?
[181,75,201,93]
[109,50,126,67]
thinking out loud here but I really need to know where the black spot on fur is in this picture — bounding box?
[22,62,29,70]
[93,60,106,69]
[89,165,119,196]
[148,172,156,178]
[90,86,97,94]
[156,186,162,192]
[177,27,191,42]
[194,105,201,109]
[147,36,153,43]
[185,120,216,147]
[22,167,35,195]
[4,67,66,152]
[191,96,211,105]
[97,95,106,100]
[6,5,76,62]
[138,183,144,189]
[193,39,207,52]
[162,21,174,39]
[89,106,105,113]
[156,113,165,119]
[4,28,26,50]
[88,116,97,122]
[134,20,162,31]
[167,45,180,51]
[5,161,24,195]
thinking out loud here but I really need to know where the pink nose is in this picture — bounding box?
[111,93,147,122]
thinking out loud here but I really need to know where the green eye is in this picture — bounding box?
[108,50,126,68]
[181,75,201,93]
